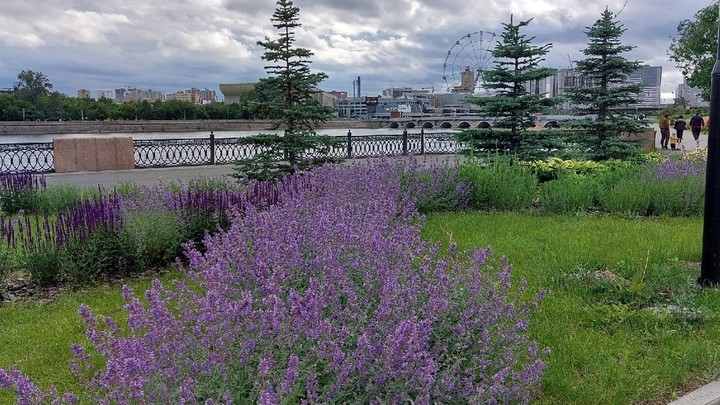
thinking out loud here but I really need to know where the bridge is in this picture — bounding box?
[379,117,498,129]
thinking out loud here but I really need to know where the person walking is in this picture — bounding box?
[674,115,687,141]
[659,113,671,149]
[690,112,705,146]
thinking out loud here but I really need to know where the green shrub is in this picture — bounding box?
[24,245,64,286]
[459,157,537,211]
[61,228,130,285]
[540,173,597,214]
[648,178,704,217]
[36,184,91,213]
[597,176,654,216]
[122,210,184,269]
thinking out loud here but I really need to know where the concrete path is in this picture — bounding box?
[668,380,720,405]
[44,154,464,188]
[45,164,237,188]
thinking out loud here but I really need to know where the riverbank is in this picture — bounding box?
[0,119,383,135]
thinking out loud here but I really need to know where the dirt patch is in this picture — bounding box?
[0,267,174,305]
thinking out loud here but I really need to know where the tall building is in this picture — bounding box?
[459,67,475,92]
[676,78,709,108]
[114,88,126,103]
[123,88,164,102]
[77,89,91,98]
[96,90,114,101]
[628,65,661,106]
[329,91,348,101]
[383,87,414,98]
[549,65,662,110]
[167,88,217,104]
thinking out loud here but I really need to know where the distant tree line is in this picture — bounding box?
[0,69,266,121]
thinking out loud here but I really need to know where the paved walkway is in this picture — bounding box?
[44,154,464,188]
[45,164,237,188]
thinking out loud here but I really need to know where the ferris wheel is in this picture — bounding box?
[442,31,497,94]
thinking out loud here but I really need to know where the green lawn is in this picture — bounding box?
[0,271,181,404]
[2,212,719,404]
[423,211,720,404]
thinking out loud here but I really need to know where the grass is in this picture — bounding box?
[3,212,716,404]
[422,211,720,405]
[0,160,716,403]
[0,269,181,404]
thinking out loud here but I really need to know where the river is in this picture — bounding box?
[0,128,456,144]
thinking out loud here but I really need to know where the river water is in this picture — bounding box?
[0,128,456,144]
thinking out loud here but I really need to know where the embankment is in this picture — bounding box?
[0,119,383,135]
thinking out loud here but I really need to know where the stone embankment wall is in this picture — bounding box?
[0,119,382,135]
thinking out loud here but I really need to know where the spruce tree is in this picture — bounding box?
[565,8,647,160]
[233,0,340,182]
[459,15,562,160]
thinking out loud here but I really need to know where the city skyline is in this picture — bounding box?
[0,0,709,101]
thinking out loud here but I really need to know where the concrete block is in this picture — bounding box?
[621,129,656,152]
[75,138,99,171]
[114,137,135,170]
[95,137,116,169]
[52,138,78,173]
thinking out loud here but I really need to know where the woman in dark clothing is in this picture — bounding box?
[674,115,687,141]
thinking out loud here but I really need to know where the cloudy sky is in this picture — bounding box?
[0,0,713,102]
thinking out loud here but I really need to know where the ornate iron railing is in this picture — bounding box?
[134,130,465,168]
[0,142,54,173]
[0,131,465,173]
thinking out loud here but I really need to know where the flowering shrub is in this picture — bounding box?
[598,152,706,216]
[0,159,547,404]
[459,157,538,211]
[0,172,46,215]
[0,177,284,285]
[398,157,471,213]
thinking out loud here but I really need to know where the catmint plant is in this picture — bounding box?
[0,158,546,404]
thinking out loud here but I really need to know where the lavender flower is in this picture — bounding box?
[0,157,546,404]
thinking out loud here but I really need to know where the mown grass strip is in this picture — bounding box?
[423,211,720,405]
[0,270,181,404]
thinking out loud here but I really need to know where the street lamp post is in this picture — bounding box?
[700,5,720,286]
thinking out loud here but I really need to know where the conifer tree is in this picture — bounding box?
[459,15,562,159]
[565,8,647,160]
[233,0,340,182]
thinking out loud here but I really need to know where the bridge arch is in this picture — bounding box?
[458,121,471,129]
[477,121,492,129]
[440,121,452,128]
[405,122,416,129]
[389,122,400,129]
[422,122,434,129]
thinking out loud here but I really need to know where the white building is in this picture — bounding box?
[676,79,709,108]
[95,90,114,101]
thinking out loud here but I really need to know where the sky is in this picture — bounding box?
[0,0,713,102]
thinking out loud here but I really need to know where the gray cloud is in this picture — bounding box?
[0,0,710,100]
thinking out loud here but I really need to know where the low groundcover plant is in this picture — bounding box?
[0,159,547,404]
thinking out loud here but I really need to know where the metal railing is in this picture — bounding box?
[0,130,465,173]
[0,142,54,173]
[134,129,464,168]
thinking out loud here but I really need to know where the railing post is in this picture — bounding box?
[347,129,352,159]
[420,127,425,155]
[209,131,215,165]
[402,128,408,155]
